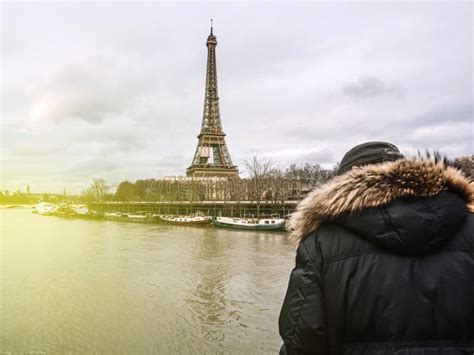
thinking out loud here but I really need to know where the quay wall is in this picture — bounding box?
[92,200,298,218]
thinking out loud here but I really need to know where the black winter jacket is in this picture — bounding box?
[279,158,474,354]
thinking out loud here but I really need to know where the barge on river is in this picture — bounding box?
[213,216,285,230]
[157,213,212,226]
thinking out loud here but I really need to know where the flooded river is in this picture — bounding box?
[0,209,295,354]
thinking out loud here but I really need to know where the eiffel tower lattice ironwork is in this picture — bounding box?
[186,22,239,179]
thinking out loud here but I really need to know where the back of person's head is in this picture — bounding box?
[337,141,404,175]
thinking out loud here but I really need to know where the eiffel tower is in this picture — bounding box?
[186,22,239,179]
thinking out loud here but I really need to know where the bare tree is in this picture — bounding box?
[265,165,288,214]
[454,156,474,178]
[244,156,274,217]
[82,178,110,203]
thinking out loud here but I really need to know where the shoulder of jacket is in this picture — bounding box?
[301,221,378,263]
[455,211,474,236]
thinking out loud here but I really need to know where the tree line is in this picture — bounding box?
[103,158,338,203]
[75,155,474,205]
[2,155,470,206]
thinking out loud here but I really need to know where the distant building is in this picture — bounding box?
[164,176,228,182]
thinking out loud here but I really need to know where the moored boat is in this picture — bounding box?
[53,203,75,218]
[127,212,156,223]
[71,205,89,217]
[212,215,285,230]
[104,212,129,221]
[158,212,211,226]
[33,202,58,215]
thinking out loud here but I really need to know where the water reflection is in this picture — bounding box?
[188,229,230,345]
[1,210,295,354]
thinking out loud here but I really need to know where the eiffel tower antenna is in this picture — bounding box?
[186,23,239,179]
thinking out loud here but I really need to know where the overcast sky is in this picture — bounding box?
[1,1,473,194]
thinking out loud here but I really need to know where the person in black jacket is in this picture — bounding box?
[279,142,474,354]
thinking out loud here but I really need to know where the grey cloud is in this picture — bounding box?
[154,154,188,170]
[27,63,150,125]
[282,99,472,166]
[403,122,473,147]
[288,101,472,141]
[300,149,334,165]
[2,2,473,193]
[377,102,473,143]
[9,145,65,157]
[343,77,404,100]
[66,159,121,176]
[411,103,473,126]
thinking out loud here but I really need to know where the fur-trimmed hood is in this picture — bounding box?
[289,157,474,242]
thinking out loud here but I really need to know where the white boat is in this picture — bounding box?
[71,205,89,216]
[104,212,129,221]
[127,212,155,223]
[158,213,211,225]
[33,202,58,215]
[213,216,285,230]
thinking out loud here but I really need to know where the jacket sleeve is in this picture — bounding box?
[279,237,328,355]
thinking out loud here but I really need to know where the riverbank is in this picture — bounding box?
[31,203,289,232]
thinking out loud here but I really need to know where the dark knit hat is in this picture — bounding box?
[337,141,404,175]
